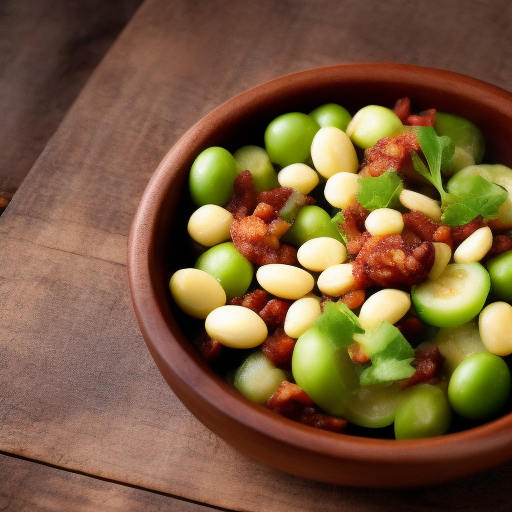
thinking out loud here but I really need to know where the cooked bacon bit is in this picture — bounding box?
[488,234,512,257]
[231,215,297,266]
[267,380,314,412]
[401,346,445,389]
[226,170,257,219]
[347,231,372,256]
[266,381,347,433]
[451,216,486,248]
[278,244,299,265]
[230,289,270,311]
[340,201,370,240]
[432,225,453,247]
[298,407,348,433]
[193,331,223,364]
[403,210,454,248]
[403,210,440,241]
[353,234,435,288]
[261,327,296,368]
[340,289,366,309]
[230,290,290,331]
[396,316,423,344]
[259,299,291,329]
[358,131,420,178]
[393,97,436,127]
[393,97,411,123]
[401,227,424,247]
[348,342,370,364]
[257,187,294,212]
[253,202,276,222]
[406,109,436,127]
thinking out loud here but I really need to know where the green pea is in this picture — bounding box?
[448,352,510,421]
[309,103,352,132]
[264,112,320,167]
[189,146,238,206]
[394,385,451,440]
[435,112,485,175]
[233,145,279,192]
[194,242,253,300]
[291,324,359,416]
[343,383,401,429]
[234,351,289,404]
[281,205,344,246]
[346,105,403,149]
[487,250,512,303]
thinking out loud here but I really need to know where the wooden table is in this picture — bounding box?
[1,0,511,510]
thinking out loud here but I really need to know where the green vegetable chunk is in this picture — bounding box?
[487,250,512,303]
[309,103,352,132]
[448,352,510,421]
[194,242,253,300]
[264,112,320,167]
[233,145,279,192]
[434,112,485,175]
[431,320,487,375]
[394,384,451,440]
[355,171,404,211]
[343,383,402,429]
[234,351,289,404]
[357,322,415,387]
[411,263,490,328]
[189,146,238,206]
[291,302,362,416]
[281,205,344,246]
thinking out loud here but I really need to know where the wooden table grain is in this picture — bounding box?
[1,0,512,510]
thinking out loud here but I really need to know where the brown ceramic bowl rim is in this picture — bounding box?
[128,63,512,487]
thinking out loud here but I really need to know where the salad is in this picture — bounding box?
[169,97,512,440]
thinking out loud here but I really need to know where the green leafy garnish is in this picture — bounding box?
[315,301,364,349]
[357,322,415,386]
[355,171,404,211]
[412,126,507,226]
[443,174,508,226]
[330,210,349,244]
[411,126,452,203]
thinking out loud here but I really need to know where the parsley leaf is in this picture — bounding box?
[330,210,349,244]
[442,174,507,226]
[411,126,452,203]
[412,126,507,226]
[355,171,404,211]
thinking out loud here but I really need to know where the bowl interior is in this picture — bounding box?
[128,63,512,487]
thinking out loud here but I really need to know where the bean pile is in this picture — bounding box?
[169,99,512,440]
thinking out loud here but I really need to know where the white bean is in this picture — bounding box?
[284,296,322,338]
[317,263,355,296]
[399,189,442,222]
[324,172,360,209]
[453,226,493,263]
[297,237,347,272]
[256,264,314,299]
[478,301,512,356]
[169,268,226,319]
[428,242,452,281]
[277,163,319,194]
[364,208,404,236]
[187,204,233,246]
[310,126,359,178]
[205,305,268,348]
[358,289,411,330]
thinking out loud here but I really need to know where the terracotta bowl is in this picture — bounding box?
[127,63,512,488]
